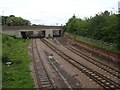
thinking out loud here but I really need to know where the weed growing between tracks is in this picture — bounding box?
[2,35,35,88]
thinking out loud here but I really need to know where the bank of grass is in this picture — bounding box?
[65,33,120,55]
[0,34,2,90]
[2,34,35,88]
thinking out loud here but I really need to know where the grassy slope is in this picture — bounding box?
[65,33,120,55]
[0,34,2,89]
[2,35,35,88]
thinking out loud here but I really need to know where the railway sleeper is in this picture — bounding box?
[42,39,120,89]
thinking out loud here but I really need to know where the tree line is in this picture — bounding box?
[2,15,31,26]
[66,11,120,50]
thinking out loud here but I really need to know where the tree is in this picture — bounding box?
[2,15,31,26]
[117,14,120,50]
[66,15,80,34]
[65,11,118,44]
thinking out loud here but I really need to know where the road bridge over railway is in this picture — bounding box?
[2,26,65,38]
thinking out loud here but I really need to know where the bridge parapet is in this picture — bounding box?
[2,26,65,31]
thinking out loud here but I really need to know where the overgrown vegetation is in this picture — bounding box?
[65,33,120,55]
[66,11,120,51]
[2,35,34,88]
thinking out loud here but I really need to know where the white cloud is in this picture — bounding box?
[0,0,119,25]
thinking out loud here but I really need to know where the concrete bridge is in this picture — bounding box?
[2,26,65,38]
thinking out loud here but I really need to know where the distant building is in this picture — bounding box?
[118,1,120,14]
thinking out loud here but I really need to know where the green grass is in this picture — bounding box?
[65,33,120,55]
[0,34,2,90]
[2,34,35,88]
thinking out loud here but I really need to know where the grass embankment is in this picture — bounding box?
[0,34,2,89]
[2,35,35,88]
[65,33,120,55]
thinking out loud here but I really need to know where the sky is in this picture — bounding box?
[0,0,119,25]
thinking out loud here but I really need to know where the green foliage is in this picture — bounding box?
[27,31,34,37]
[2,35,35,88]
[117,14,120,51]
[66,33,120,55]
[66,11,119,46]
[2,15,31,26]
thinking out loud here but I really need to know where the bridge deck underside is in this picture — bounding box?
[20,30,62,39]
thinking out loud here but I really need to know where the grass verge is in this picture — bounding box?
[2,34,35,88]
[0,34,2,90]
[65,33,120,55]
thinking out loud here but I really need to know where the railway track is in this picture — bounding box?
[33,39,80,89]
[46,52,72,89]
[32,39,53,89]
[41,39,120,89]
[66,45,120,78]
[55,38,120,79]
[44,50,82,89]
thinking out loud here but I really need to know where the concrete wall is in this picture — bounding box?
[2,30,22,37]
[2,26,65,31]
[45,29,53,37]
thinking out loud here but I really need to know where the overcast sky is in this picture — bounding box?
[0,0,119,25]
